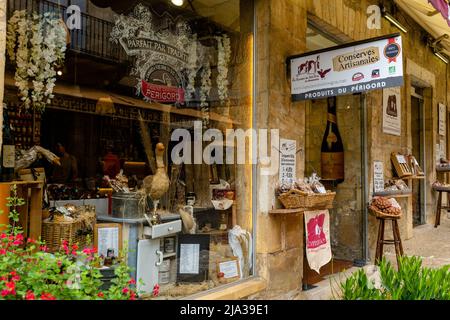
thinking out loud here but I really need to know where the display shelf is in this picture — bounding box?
[394,175,425,180]
[269,208,305,215]
[372,191,412,198]
[163,252,177,258]
[436,166,450,172]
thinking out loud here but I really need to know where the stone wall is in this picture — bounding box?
[254,0,307,298]
[254,0,450,297]
[307,0,449,263]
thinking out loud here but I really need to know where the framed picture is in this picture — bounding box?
[94,223,122,259]
[216,257,241,284]
[176,234,210,283]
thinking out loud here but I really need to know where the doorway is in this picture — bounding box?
[304,94,366,269]
[411,87,426,226]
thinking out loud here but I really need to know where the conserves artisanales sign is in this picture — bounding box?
[288,34,403,101]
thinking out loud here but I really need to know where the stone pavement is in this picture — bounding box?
[283,215,450,300]
[384,214,450,268]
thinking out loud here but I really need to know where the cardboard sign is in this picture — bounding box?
[439,103,446,136]
[373,161,384,193]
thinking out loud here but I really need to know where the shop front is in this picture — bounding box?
[0,0,449,300]
[0,0,260,299]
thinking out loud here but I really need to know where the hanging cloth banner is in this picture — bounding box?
[428,0,450,27]
[304,210,332,274]
[287,33,403,101]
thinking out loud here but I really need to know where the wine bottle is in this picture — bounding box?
[1,104,16,182]
[320,96,344,183]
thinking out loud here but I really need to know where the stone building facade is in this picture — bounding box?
[252,0,449,299]
[0,0,448,300]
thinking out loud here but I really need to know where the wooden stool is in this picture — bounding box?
[434,189,450,228]
[374,216,404,266]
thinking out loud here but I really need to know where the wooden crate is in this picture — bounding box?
[391,153,412,178]
[0,181,43,240]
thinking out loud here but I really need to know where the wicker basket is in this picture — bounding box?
[368,206,402,219]
[278,189,336,209]
[42,215,95,252]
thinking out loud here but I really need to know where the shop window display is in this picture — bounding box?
[2,0,254,299]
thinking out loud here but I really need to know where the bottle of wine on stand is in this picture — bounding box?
[320,96,344,183]
[1,104,16,182]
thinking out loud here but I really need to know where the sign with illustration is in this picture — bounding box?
[382,87,401,136]
[110,3,231,109]
[288,34,403,101]
[304,210,331,274]
[279,138,297,185]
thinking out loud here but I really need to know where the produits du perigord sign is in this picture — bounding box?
[288,33,403,101]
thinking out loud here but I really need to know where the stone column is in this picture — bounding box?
[255,0,307,298]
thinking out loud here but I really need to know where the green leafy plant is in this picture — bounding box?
[0,185,138,300]
[341,256,450,300]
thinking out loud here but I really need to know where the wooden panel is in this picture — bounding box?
[29,187,43,241]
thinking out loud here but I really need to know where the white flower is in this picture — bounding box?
[216,35,231,103]
[6,10,66,112]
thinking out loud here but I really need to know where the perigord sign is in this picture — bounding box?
[287,33,403,101]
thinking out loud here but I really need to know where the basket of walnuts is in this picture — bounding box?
[369,197,402,218]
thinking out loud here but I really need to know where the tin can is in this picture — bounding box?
[164,237,175,253]
[159,259,170,272]
[158,271,170,284]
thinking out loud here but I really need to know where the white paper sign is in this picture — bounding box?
[179,243,200,274]
[383,87,401,136]
[439,103,446,136]
[440,138,446,160]
[279,138,297,184]
[290,35,403,100]
[97,227,119,258]
[218,260,239,279]
[373,161,384,192]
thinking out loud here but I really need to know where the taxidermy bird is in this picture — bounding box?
[143,143,170,219]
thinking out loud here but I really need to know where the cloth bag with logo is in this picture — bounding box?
[304,210,332,274]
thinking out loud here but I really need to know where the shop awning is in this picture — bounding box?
[395,0,450,56]
[4,74,236,125]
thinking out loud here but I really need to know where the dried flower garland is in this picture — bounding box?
[216,35,231,103]
[200,61,212,126]
[6,11,66,112]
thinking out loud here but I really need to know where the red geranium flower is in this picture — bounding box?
[152,284,160,297]
[1,289,10,297]
[40,245,48,252]
[27,238,36,244]
[0,233,7,239]
[25,291,35,300]
[128,278,136,285]
[130,291,136,300]
[122,287,129,294]
[72,244,78,250]
[5,281,15,290]
[0,249,6,255]
[97,292,104,298]
[40,292,56,300]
